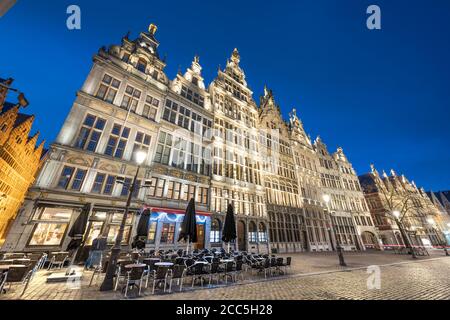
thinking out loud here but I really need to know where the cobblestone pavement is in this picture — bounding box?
[1,250,449,300]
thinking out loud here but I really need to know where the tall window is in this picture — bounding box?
[57,166,75,189]
[190,112,202,135]
[75,114,106,152]
[104,124,130,159]
[57,167,87,191]
[186,143,200,173]
[91,173,106,194]
[162,99,178,124]
[160,223,176,243]
[120,178,133,197]
[148,177,166,198]
[197,187,209,205]
[148,221,157,244]
[200,147,211,176]
[249,222,258,243]
[210,219,221,243]
[167,181,182,200]
[177,106,191,129]
[92,173,116,195]
[142,95,159,120]
[103,175,116,195]
[137,58,147,73]
[96,74,121,104]
[71,169,87,191]
[171,137,187,169]
[187,185,196,201]
[154,132,172,165]
[258,223,268,242]
[121,85,141,113]
[132,131,151,160]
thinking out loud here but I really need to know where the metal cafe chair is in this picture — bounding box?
[123,266,146,298]
[47,252,69,270]
[166,265,187,293]
[150,266,170,295]
[0,271,7,295]
[114,260,134,291]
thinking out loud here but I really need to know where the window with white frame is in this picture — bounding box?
[154,132,173,165]
[120,85,141,113]
[75,114,106,152]
[96,74,121,104]
[104,124,130,159]
[142,95,159,120]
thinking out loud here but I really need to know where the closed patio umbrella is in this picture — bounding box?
[66,204,91,272]
[66,204,91,251]
[222,204,237,253]
[132,209,151,250]
[178,198,197,254]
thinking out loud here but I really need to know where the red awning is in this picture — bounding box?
[143,206,211,217]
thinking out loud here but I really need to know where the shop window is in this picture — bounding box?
[29,223,68,246]
[148,221,157,244]
[107,225,131,245]
[160,223,175,244]
[210,219,221,243]
[85,222,104,246]
[258,222,268,243]
[249,221,258,243]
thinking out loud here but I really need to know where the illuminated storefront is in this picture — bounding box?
[145,207,211,251]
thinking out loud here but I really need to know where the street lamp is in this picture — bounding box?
[322,194,346,267]
[100,150,148,291]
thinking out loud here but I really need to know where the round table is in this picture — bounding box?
[220,259,234,263]
[194,261,209,265]
[155,262,173,267]
[13,258,31,262]
[0,259,14,263]
[0,264,26,271]
[124,263,146,269]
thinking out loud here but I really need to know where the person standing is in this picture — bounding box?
[85,236,107,269]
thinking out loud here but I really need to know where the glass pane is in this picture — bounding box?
[85,222,104,246]
[39,207,72,221]
[29,223,68,246]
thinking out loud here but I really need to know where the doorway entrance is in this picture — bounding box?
[194,224,205,250]
[237,221,246,251]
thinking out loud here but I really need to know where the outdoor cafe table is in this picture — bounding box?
[194,261,208,265]
[220,259,234,263]
[124,263,146,269]
[12,258,31,263]
[0,264,26,271]
[155,262,174,267]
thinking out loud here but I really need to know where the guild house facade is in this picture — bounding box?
[359,167,447,248]
[0,78,44,245]
[2,24,381,255]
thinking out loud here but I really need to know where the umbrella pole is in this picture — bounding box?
[186,235,190,255]
[228,242,230,254]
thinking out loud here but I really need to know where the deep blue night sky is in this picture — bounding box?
[1,1,449,190]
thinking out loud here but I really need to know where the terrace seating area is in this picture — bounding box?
[88,248,292,298]
[0,251,51,296]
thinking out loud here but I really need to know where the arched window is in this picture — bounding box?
[210,218,221,243]
[137,58,147,73]
[248,221,257,243]
[258,223,267,243]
